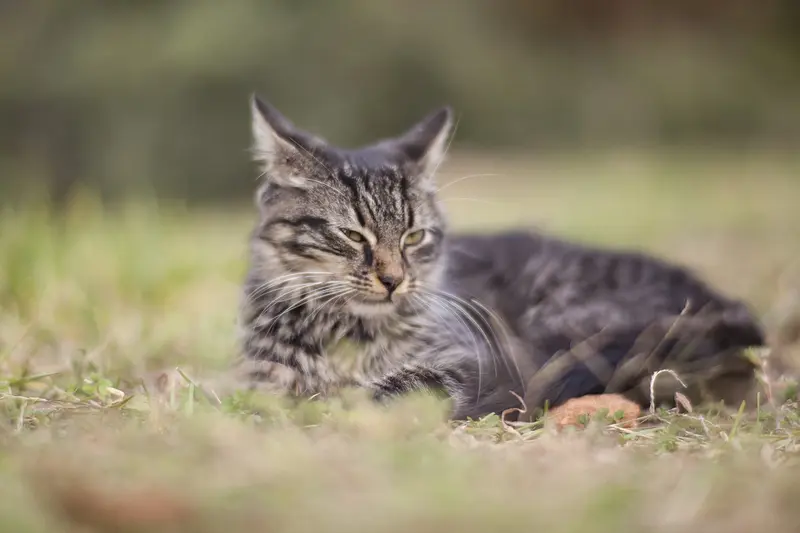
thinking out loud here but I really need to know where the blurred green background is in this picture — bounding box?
[2,0,799,204]
[2,8,800,531]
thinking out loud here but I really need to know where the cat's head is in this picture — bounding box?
[247,94,454,317]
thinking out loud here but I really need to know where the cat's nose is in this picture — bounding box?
[378,274,403,294]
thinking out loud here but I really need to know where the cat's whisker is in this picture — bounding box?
[421,287,510,360]
[436,298,491,404]
[264,286,355,336]
[407,294,426,317]
[420,290,490,396]
[418,289,494,347]
[340,291,361,310]
[410,294,440,327]
[418,286,522,387]
[464,296,524,388]
[419,292,483,403]
[256,282,351,325]
[412,294,481,363]
[441,197,508,208]
[256,270,335,285]
[263,280,349,303]
[307,288,355,323]
[248,272,335,299]
[251,280,322,298]
[414,293,476,346]
[274,284,352,314]
[255,285,344,324]
[256,279,347,311]
[249,276,304,299]
[435,173,501,193]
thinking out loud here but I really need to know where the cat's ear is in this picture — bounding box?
[249,94,325,188]
[393,106,455,182]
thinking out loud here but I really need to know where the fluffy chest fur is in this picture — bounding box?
[323,333,410,382]
[238,285,424,395]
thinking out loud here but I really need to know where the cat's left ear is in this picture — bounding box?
[392,106,455,182]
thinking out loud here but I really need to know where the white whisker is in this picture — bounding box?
[307,288,355,323]
[254,281,348,325]
[419,286,522,388]
[436,173,501,193]
[265,286,355,336]
[442,197,508,208]
[248,271,335,299]
[467,296,523,386]
[416,291,487,405]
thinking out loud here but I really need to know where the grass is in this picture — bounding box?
[2,149,800,532]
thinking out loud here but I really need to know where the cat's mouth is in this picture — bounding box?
[347,299,396,316]
[356,292,400,305]
[346,291,406,316]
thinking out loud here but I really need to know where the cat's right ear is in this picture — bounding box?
[249,94,320,188]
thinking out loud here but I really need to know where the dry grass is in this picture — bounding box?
[1,149,800,532]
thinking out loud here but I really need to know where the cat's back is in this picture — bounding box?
[445,229,763,343]
[446,229,696,295]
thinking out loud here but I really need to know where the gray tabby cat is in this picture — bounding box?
[237,94,766,420]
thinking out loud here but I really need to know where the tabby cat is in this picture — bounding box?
[236,94,766,420]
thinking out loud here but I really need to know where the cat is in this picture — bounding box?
[235,94,766,421]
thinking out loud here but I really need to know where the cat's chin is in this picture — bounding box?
[345,299,399,317]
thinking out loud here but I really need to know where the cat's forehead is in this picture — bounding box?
[289,148,439,235]
[336,160,415,232]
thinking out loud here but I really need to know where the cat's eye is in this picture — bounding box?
[404,230,425,246]
[342,229,366,243]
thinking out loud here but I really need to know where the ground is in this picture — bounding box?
[1,149,800,532]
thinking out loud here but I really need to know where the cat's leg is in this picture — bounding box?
[235,335,339,397]
[368,362,466,406]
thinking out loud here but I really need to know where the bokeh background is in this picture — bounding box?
[3,0,800,366]
[2,0,799,203]
[2,5,800,531]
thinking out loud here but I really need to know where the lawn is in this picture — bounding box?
[1,149,800,532]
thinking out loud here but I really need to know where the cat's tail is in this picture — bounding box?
[521,310,767,414]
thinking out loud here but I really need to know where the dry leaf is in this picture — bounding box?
[675,391,693,413]
[546,394,641,430]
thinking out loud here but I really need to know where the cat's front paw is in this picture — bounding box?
[368,378,404,404]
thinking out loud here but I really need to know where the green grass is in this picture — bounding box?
[1,150,800,532]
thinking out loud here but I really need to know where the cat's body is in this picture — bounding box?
[237,95,765,420]
[436,231,763,418]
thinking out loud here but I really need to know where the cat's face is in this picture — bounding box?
[248,96,453,316]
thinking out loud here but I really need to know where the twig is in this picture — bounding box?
[649,369,687,414]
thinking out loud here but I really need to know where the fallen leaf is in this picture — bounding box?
[546,394,641,430]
